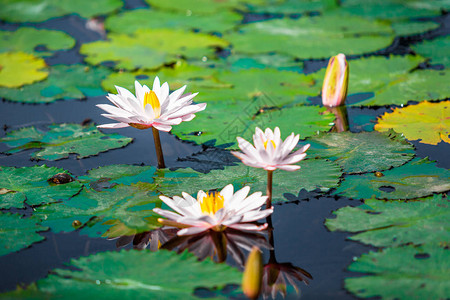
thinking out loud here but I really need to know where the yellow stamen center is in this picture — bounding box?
[143,91,161,118]
[200,191,224,215]
[263,140,276,149]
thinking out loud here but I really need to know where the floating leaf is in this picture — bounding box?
[345,245,450,300]
[307,131,415,174]
[0,28,75,57]
[412,36,450,68]
[0,64,111,103]
[35,183,161,238]
[333,158,450,200]
[0,165,82,209]
[146,0,266,14]
[81,29,228,70]
[0,0,123,22]
[3,250,241,299]
[156,160,342,203]
[341,0,450,20]
[105,8,242,34]
[210,53,304,72]
[391,21,439,36]
[0,52,48,88]
[0,123,133,160]
[326,194,450,247]
[249,0,339,14]
[225,16,394,59]
[375,101,450,145]
[0,212,48,257]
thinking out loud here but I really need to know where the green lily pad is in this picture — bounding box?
[0,64,111,103]
[0,0,123,23]
[210,53,304,72]
[326,194,450,247]
[101,61,223,94]
[80,29,229,70]
[341,0,450,20]
[333,158,450,200]
[375,101,450,146]
[225,16,394,59]
[345,245,450,300]
[412,36,450,68]
[35,183,162,238]
[391,21,439,36]
[146,0,266,14]
[249,0,339,14]
[0,165,82,209]
[0,212,48,257]
[156,159,342,203]
[105,8,242,34]
[0,52,48,88]
[0,123,133,160]
[2,250,242,299]
[79,164,157,189]
[307,131,415,174]
[0,28,75,57]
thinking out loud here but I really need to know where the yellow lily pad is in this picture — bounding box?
[0,52,48,88]
[375,101,450,145]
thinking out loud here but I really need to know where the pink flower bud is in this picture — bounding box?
[322,53,349,107]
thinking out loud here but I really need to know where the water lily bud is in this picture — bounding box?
[242,246,263,300]
[322,53,349,107]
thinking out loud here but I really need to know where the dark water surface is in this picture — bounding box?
[1,2,449,299]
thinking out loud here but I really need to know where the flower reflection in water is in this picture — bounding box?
[113,227,178,251]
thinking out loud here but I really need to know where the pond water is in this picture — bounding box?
[0,0,449,299]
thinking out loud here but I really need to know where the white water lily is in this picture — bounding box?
[231,127,310,171]
[153,184,273,236]
[97,77,206,132]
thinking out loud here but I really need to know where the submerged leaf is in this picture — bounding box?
[333,158,450,200]
[0,64,111,103]
[0,52,48,88]
[0,165,82,208]
[307,131,415,174]
[0,123,132,160]
[2,250,242,299]
[375,101,450,145]
[0,0,123,22]
[345,245,450,300]
[326,194,450,247]
[0,212,48,257]
[0,28,75,57]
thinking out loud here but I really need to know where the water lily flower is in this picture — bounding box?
[97,77,206,168]
[231,127,310,208]
[153,184,273,236]
[97,77,206,131]
[322,53,349,107]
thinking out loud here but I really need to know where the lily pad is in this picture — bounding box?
[0,123,133,160]
[333,158,450,200]
[146,0,266,14]
[2,250,242,299]
[375,101,450,146]
[210,53,304,72]
[0,64,111,103]
[155,159,342,203]
[105,9,242,34]
[412,36,450,68]
[307,131,415,174]
[0,28,75,57]
[80,29,229,70]
[0,165,82,209]
[35,183,162,238]
[326,194,450,247]
[0,52,48,88]
[0,212,48,257]
[391,21,439,36]
[341,0,450,20]
[225,16,394,59]
[345,245,450,300]
[0,0,123,23]
[249,0,339,14]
